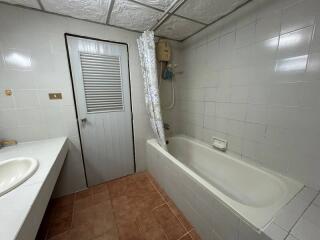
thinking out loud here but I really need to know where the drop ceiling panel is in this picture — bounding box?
[0,0,41,9]
[109,0,162,31]
[133,0,175,10]
[156,16,204,41]
[41,0,111,23]
[176,0,247,24]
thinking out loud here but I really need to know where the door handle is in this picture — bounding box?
[79,118,87,127]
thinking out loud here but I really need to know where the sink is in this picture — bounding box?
[0,157,39,197]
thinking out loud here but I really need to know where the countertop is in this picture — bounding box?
[0,137,68,240]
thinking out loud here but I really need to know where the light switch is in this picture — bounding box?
[48,93,62,100]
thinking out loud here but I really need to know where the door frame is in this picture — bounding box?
[64,33,136,186]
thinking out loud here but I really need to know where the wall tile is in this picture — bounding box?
[306,52,320,81]
[175,0,320,192]
[236,22,256,49]
[310,16,320,53]
[263,223,288,240]
[246,104,267,124]
[204,102,216,116]
[274,187,317,231]
[291,204,320,240]
[254,37,279,66]
[14,90,39,108]
[281,0,316,34]
[230,86,249,103]
[0,109,18,129]
[255,12,281,42]
[278,26,313,59]
[0,92,15,109]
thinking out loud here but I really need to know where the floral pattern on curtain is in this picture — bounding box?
[137,31,167,150]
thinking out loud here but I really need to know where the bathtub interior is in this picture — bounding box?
[147,136,303,235]
[167,137,287,207]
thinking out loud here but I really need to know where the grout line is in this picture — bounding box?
[152,202,167,211]
[106,0,115,24]
[147,172,194,237]
[286,191,320,236]
[128,0,207,25]
[177,231,190,240]
[147,173,169,203]
[182,0,254,41]
[167,202,190,233]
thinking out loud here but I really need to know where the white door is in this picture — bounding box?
[66,35,134,186]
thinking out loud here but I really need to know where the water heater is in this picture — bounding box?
[156,39,171,62]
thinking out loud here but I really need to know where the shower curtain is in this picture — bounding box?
[137,31,167,150]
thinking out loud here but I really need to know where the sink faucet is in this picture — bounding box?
[0,140,17,148]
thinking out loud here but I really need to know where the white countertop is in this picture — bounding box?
[0,137,68,240]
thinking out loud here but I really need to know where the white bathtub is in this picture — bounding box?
[146,135,303,239]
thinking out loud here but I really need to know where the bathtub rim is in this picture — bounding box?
[147,135,304,232]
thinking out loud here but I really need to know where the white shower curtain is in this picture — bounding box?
[137,31,167,150]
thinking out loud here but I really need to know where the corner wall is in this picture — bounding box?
[175,0,320,189]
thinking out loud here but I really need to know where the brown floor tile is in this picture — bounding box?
[51,194,74,208]
[167,201,193,232]
[47,231,70,240]
[179,234,193,240]
[47,218,72,239]
[75,188,92,200]
[41,172,200,240]
[136,212,168,240]
[189,229,201,240]
[93,227,119,240]
[48,205,73,224]
[92,182,110,194]
[73,202,113,227]
[108,177,128,198]
[153,204,187,240]
[117,221,144,240]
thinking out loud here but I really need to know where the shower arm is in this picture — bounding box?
[149,0,188,31]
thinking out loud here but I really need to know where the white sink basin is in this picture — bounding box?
[0,157,39,197]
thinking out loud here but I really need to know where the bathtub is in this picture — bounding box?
[146,135,303,239]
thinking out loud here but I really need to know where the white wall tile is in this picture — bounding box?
[274,187,317,231]
[236,22,256,49]
[14,90,39,108]
[306,52,320,81]
[254,37,279,66]
[0,92,15,110]
[255,12,281,42]
[278,26,313,59]
[281,0,316,34]
[310,16,320,53]
[230,86,249,103]
[174,0,320,192]
[291,204,320,240]
[204,101,216,116]
[246,104,267,124]
[264,223,288,240]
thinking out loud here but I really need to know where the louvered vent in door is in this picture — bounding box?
[79,52,124,113]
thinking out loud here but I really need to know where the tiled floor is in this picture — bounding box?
[40,171,200,240]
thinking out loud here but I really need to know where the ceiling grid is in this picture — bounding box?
[106,0,115,24]
[0,0,254,41]
[37,0,44,10]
